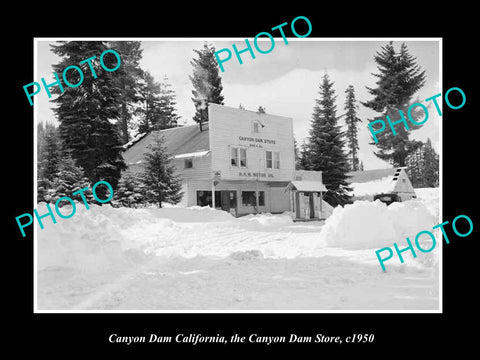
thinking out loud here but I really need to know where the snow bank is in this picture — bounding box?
[320,199,436,249]
[350,176,394,197]
[37,191,439,270]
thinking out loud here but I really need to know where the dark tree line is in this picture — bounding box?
[298,41,438,207]
[39,40,225,208]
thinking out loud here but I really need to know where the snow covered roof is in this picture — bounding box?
[286,181,328,192]
[347,168,399,183]
[348,168,415,196]
[173,150,210,159]
[123,123,210,169]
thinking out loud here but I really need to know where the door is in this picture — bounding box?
[308,193,315,219]
[221,191,237,216]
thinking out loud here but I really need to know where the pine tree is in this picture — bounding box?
[406,138,439,187]
[190,42,225,125]
[359,160,365,171]
[305,74,352,206]
[153,75,180,130]
[298,141,311,170]
[344,85,362,171]
[423,138,439,187]
[47,150,92,205]
[50,41,127,194]
[38,123,61,181]
[109,41,144,144]
[112,172,146,208]
[141,133,183,207]
[136,71,162,134]
[362,42,426,166]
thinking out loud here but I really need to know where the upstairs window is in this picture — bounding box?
[266,151,280,169]
[253,121,260,133]
[240,148,247,167]
[231,147,247,167]
[231,147,239,167]
[274,151,280,169]
[184,158,193,169]
[266,151,273,168]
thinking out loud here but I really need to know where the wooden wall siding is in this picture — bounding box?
[208,103,295,183]
[173,155,212,182]
[270,186,291,213]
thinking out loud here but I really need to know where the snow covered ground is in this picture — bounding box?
[36,188,440,311]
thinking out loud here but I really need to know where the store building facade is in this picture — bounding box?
[123,103,328,218]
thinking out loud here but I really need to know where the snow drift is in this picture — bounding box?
[37,190,438,271]
[320,199,436,249]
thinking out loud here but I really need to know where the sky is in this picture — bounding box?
[35,38,440,170]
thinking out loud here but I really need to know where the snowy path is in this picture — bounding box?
[36,189,440,311]
[38,255,438,311]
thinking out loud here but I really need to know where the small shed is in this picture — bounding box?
[348,167,416,201]
[285,181,328,221]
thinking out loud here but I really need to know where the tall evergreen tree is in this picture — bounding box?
[298,141,310,170]
[50,41,127,194]
[153,75,180,130]
[344,85,362,171]
[359,160,365,171]
[190,42,224,125]
[136,71,162,134]
[406,138,439,188]
[304,74,352,206]
[109,41,144,144]
[142,133,183,207]
[112,172,146,208]
[362,42,426,166]
[38,122,61,181]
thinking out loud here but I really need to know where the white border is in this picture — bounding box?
[33,37,443,314]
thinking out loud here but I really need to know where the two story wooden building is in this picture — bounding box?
[123,103,328,218]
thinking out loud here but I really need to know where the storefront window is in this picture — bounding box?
[196,191,222,207]
[241,191,265,206]
[242,191,257,206]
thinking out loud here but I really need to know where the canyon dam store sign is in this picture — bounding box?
[238,135,276,147]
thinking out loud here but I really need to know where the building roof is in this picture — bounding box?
[347,168,400,183]
[123,123,210,167]
[286,181,328,192]
[347,167,415,196]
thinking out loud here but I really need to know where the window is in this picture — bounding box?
[241,191,265,207]
[242,191,257,206]
[231,147,238,167]
[240,148,247,167]
[258,191,265,206]
[197,191,222,208]
[231,147,247,167]
[274,151,280,169]
[266,151,272,169]
[253,121,260,133]
[266,151,280,169]
[184,158,193,169]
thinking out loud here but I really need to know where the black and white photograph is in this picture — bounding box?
[33,38,442,312]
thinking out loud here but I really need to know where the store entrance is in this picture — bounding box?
[221,190,237,216]
[196,190,237,216]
